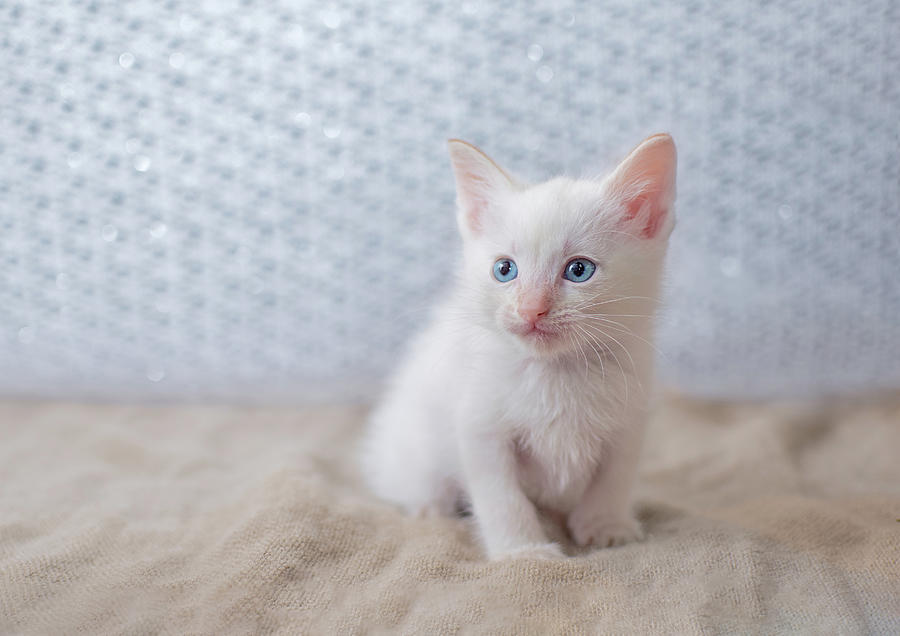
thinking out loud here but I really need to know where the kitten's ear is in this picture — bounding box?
[448,139,515,237]
[606,134,677,240]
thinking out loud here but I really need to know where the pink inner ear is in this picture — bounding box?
[623,192,666,239]
[458,170,490,234]
[612,134,676,240]
[449,140,511,237]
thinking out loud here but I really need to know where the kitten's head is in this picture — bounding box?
[448,134,676,358]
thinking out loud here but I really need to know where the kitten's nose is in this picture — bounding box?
[517,292,551,325]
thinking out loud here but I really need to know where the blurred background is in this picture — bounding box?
[1,0,898,403]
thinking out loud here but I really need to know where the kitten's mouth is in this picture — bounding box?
[507,320,575,355]
[511,322,558,341]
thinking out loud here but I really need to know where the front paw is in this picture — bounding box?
[567,512,643,548]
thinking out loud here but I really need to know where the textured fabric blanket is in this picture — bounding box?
[1,396,899,634]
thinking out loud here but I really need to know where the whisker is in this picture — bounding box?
[578,316,667,360]
[577,295,662,307]
[572,323,607,382]
[584,324,647,401]
[575,323,628,405]
[585,312,655,319]
[567,330,590,377]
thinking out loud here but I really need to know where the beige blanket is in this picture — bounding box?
[1,396,898,634]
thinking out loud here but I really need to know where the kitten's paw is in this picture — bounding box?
[567,512,643,549]
[496,542,565,561]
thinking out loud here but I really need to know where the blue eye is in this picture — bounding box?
[563,258,596,282]
[492,258,518,282]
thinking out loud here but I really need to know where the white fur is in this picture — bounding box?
[363,135,676,559]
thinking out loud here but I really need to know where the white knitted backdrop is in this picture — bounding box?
[1,0,898,401]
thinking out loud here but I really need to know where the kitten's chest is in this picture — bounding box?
[499,364,617,511]
[500,360,619,433]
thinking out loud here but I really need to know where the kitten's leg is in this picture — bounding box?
[364,404,460,518]
[458,429,562,560]
[567,421,645,548]
[366,441,460,517]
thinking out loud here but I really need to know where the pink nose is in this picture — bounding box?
[517,293,551,324]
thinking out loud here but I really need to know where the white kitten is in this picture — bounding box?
[363,134,676,559]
